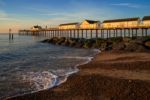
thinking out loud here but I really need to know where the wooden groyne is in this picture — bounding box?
[19,27,150,39]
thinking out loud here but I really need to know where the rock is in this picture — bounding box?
[41,39,49,43]
[74,43,83,48]
[125,41,147,52]
[144,41,150,49]
[113,42,126,51]
[123,37,131,43]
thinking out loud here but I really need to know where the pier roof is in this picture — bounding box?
[32,25,42,29]
[85,20,100,24]
[143,16,150,21]
[59,23,79,26]
[103,17,139,23]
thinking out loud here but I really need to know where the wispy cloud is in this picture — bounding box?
[111,3,141,8]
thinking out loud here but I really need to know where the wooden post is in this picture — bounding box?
[142,29,144,37]
[106,30,109,39]
[132,29,134,37]
[135,29,138,37]
[102,29,104,38]
[90,30,92,39]
[74,30,76,38]
[109,30,111,38]
[124,29,126,37]
[128,29,130,37]
[70,30,72,38]
[81,29,83,38]
[96,29,98,39]
[116,29,118,37]
[113,29,116,37]
[77,29,79,38]
[120,29,122,37]
[86,30,88,38]
[145,28,148,36]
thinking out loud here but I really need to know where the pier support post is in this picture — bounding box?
[142,29,144,37]
[86,30,88,38]
[74,30,76,38]
[70,30,72,38]
[132,29,134,37]
[124,29,126,37]
[135,29,138,37]
[109,30,111,38]
[77,29,79,38]
[145,28,148,36]
[90,30,92,39]
[113,29,116,37]
[96,29,98,39]
[106,30,109,39]
[81,29,84,38]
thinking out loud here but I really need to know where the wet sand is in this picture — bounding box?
[7,51,150,100]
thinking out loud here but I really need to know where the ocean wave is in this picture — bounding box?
[22,69,79,92]
[21,49,100,92]
[22,71,58,91]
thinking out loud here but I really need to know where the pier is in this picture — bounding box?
[19,27,150,39]
[18,16,150,39]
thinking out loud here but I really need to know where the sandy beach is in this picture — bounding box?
[7,51,150,100]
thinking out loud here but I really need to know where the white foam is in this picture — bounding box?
[22,71,58,91]
[21,49,101,96]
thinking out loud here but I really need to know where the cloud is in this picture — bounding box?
[111,3,141,8]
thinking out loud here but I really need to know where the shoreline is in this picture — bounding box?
[4,49,100,100]
[7,51,150,100]
[6,37,150,100]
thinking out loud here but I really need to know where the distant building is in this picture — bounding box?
[59,23,80,29]
[103,17,140,29]
[142,16,150,27]
[80,20,101,29]
[31,25,42,31]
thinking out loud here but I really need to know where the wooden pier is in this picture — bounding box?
[19,27,150,39]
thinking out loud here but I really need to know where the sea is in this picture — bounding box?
[0,34,99,99]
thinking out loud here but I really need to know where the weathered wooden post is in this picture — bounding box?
[86,30,88,38]
[77,29,79,38]
[135,28,138,37]
[116,29,118,37]
[96,29,98,39]
[90,30,92,39]
[131,29,134,37]
[102,29,103,38]
[113,29,116,37]
[81,29,84,38]
[145,28,148,36]
[73,30,76,38]
[142,29,144,37]
[106,30,109,39]
[124,29,126,37]
[120,29,122,37]
[109,29,111,38]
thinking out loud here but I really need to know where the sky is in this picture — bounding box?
[0,0,150,33]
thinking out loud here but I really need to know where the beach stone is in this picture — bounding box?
[123,37,131,43]
[125,41,147,52]
[113,42,125,51]
[144,41,150,49]
[41,39,49,43]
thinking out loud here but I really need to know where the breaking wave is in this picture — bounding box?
[21,55,97,93]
